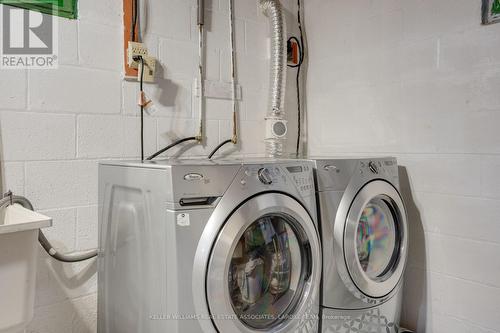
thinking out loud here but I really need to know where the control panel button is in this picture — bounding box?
[258,168,273,185]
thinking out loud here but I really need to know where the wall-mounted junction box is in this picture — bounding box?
[123,0,156,82]
[287,38,300,66]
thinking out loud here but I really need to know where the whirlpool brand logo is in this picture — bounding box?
[184,173,204,181]
[1,3,58,69]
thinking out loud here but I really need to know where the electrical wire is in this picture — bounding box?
[296,0,304,157]
[138,56,145,160]
[292,43,302,158]
[146,1,205,161]
[0,194,97,263]
[130,0,144,160]
[130,0,138,42]
[146,137,198,160]
[208,139,232,159]
[196,3,204,142]
[287,0,305,158]
[136,55,197,161]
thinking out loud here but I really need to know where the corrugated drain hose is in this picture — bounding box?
[0,194,97,263]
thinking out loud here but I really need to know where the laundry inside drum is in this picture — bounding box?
[228,214,305,329]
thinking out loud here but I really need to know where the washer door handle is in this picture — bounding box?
[303,241,312,281]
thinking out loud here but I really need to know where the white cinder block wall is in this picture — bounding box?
[305,1,500,332]
[0,0,300,331]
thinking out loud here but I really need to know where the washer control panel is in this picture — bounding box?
[286,164,315,194]
[239,163,315,197]
[368,161,379,174]
[359,159,398,179]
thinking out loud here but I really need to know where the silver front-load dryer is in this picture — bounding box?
[98,159,321,333]
[310,158,408,333]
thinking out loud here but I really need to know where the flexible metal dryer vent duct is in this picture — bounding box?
[260,0,287,158]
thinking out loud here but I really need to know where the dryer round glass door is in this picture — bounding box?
[344,180,408,299]
[356,196,398,281]
[206,193,321,333]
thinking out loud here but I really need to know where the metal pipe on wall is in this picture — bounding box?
[196,0,205,141]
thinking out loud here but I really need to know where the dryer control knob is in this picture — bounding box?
[258,168,273,185]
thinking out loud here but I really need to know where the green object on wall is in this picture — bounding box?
[0,0,77,19]
[492,0,500,15]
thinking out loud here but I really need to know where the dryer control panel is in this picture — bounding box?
[314,157,399,192]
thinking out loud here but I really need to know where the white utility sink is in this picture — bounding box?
[0,204,52,333]
[0,203,52,234]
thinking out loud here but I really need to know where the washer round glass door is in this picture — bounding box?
[206,193,321,333]
[344,180,408,299]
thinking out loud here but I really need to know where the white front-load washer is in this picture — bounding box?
[310,157,408,333]
[98,159,321,333]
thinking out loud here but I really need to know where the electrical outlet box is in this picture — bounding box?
[138,55,156,83]
[287,39,300,66]
[127,41,148,69]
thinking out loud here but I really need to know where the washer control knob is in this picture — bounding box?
[258,168,273,185]
[368,161,379,174]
